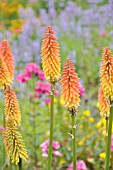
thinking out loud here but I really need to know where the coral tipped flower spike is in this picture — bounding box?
[41,26,61,83]
[100,47,113,101]
[61,58,80,115]
[1,40,14,84]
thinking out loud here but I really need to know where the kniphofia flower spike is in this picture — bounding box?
[61,59,80,115]
[100,47,113,101]
[41,26,61,83]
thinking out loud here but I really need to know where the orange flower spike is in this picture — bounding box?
[0,57,12,88]
[98,86,110,118]
[4,86,21,127]
[1,40,14,83]
[61,59,80,115]
[41,26,61,83]
[100,47,113,101]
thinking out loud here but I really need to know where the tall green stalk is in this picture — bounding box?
[10,158,12,170]
[72,115,76,170]
[19,158,22,170]
[105,104,113,170]
[106,117,108,134]
[47,84,54,170]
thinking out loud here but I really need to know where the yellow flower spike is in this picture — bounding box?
[5,126,28,165]
[61,59,80,115]
[1,40,14,83]
[41,26,61,83]
[4,86,21,127]
[98,86,110,118]
[0,57,12,88]
[100,47,113,101]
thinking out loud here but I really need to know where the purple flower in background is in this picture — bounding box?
[67,160,88,170]
[40,140,62,157]
[67,51,76,64]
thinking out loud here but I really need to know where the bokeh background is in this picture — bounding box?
[0,0,113,169]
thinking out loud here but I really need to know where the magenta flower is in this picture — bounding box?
[40,140,62,157]
[45,98,50,105]
[43,82,51,94]
[111,135,113,151]
[16,73,31,83]
[38,70,45,80]
[67,161,88,170]
[54,90,59,96]
[79,83,85,96]
[25,62,40,75]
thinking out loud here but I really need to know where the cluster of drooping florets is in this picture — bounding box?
[98,47,113,118]
[41,26,61,83]
[61,59,80,115]
[0,40,28,164]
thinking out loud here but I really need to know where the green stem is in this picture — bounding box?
[72,115,76,170]
[32,75,37,167]
[106,117,108,134]
[19,158,22,170]
[15,165,18,170]
[10,158,12,170]
[47,84,54,170]
[105,104,113,170]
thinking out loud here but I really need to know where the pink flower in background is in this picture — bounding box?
[45,98,50,104]
[36,81,43,87]
[54,151,62,157]
[35,81,50,95]
[79,83,85,96]
[100,32,106,37]
[40,140,62,157]
[52,140,60,149]
[25,62,40,75]
[67,161,88,170]
[54,90,59,96]
[16,73,31,83]
[38,70,45,80]
[42,82,50,94]
[16,63,58,104]
[111,135,113,151]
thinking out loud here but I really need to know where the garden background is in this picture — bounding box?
[0,0,113,169]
